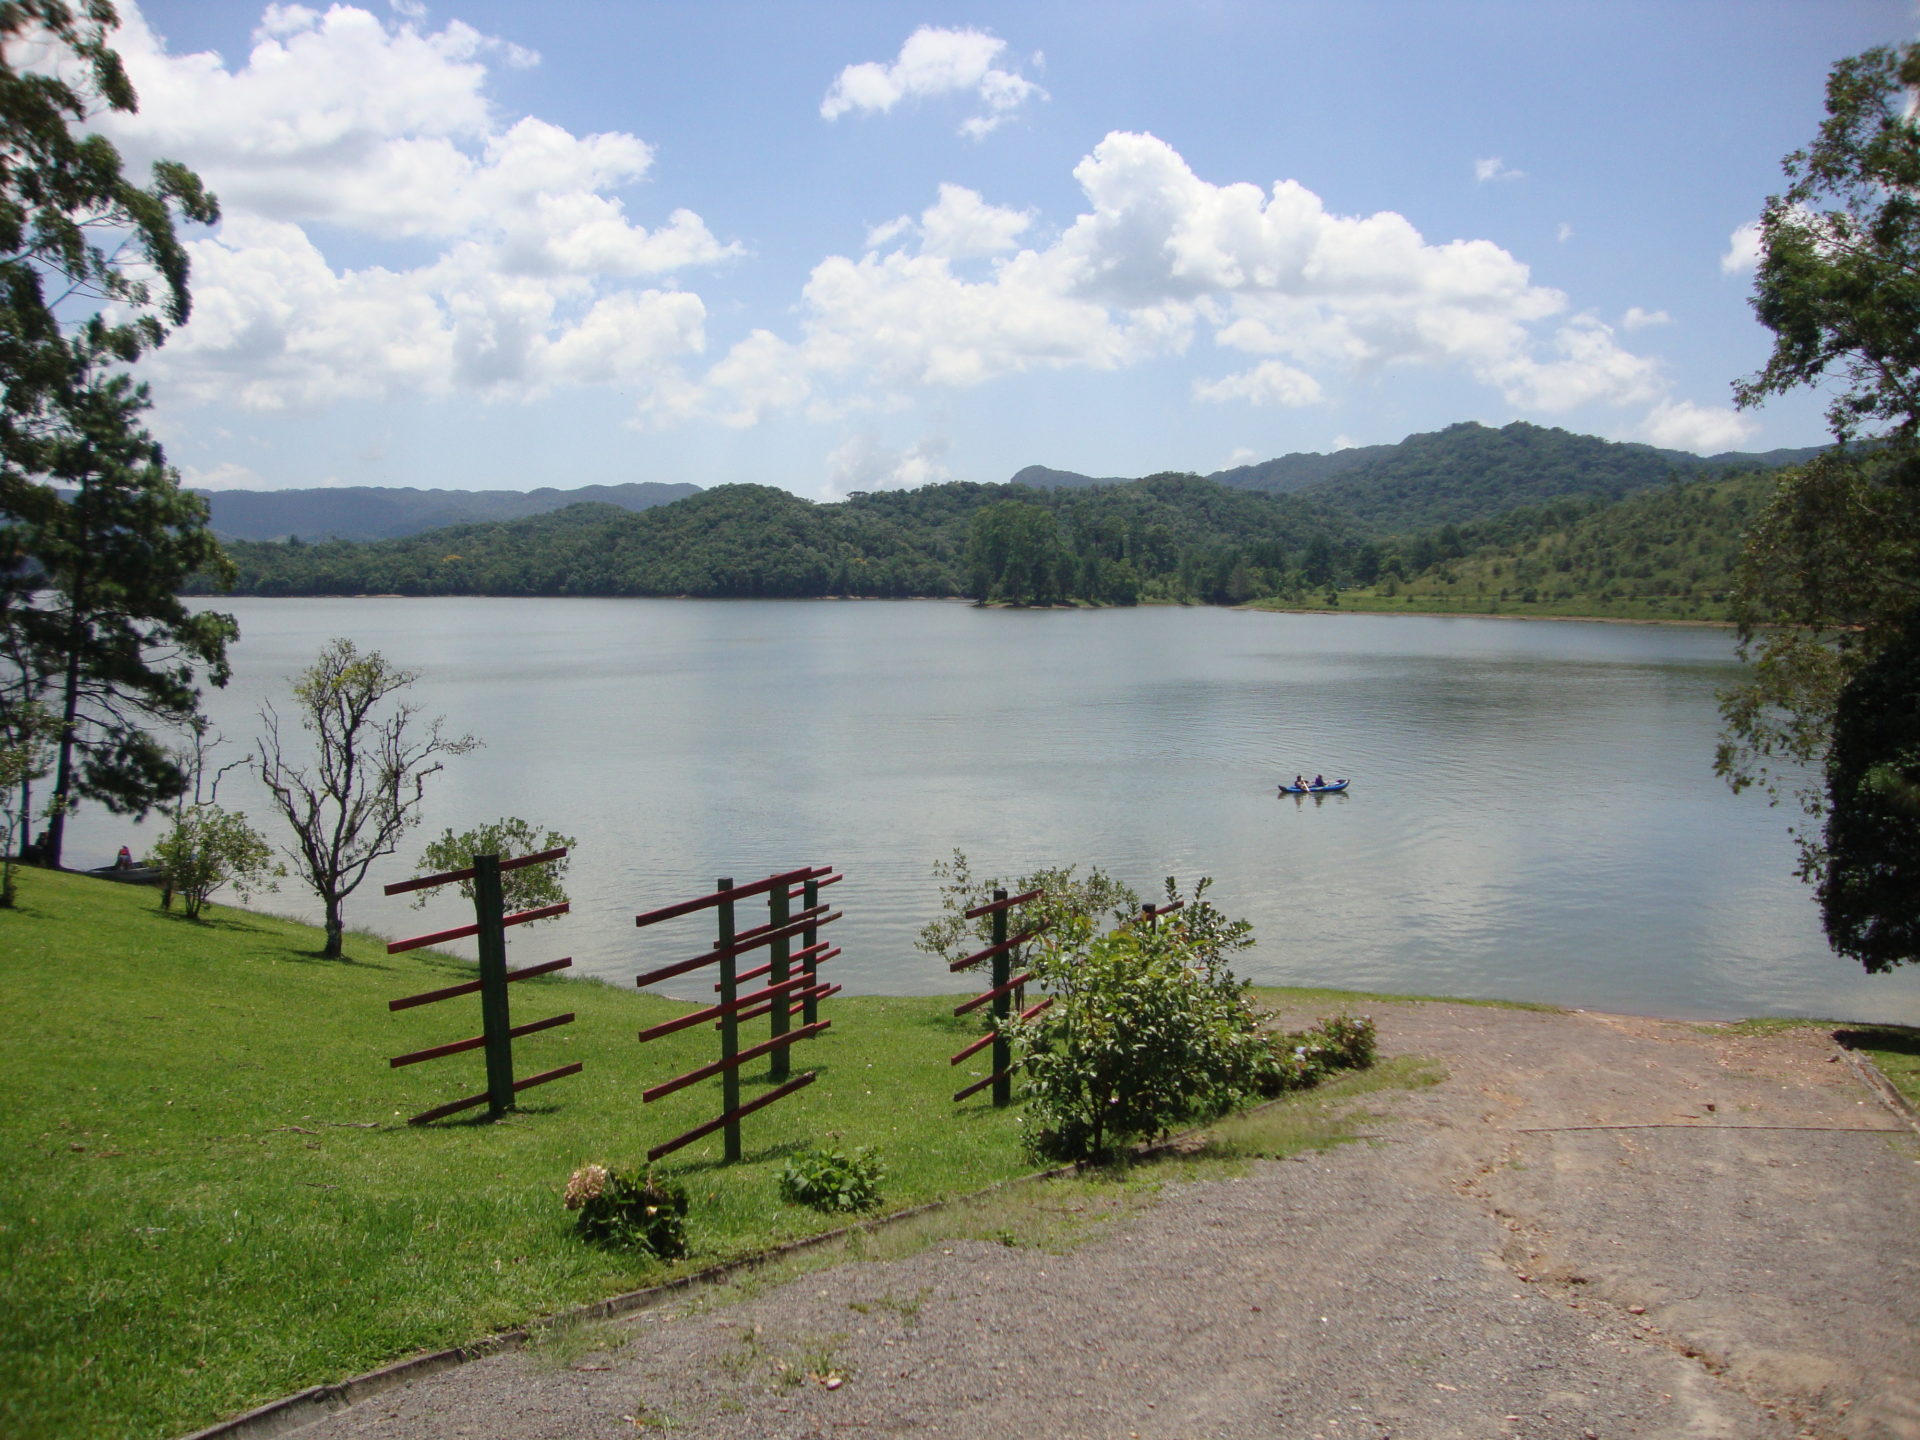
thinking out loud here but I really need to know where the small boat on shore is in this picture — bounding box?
[1279,779,1349,795]
[86,863,165,885]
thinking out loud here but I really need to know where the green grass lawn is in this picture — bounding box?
[1,867,1406,1440]
[0,867,1057,1439]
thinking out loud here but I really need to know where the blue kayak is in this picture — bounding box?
[1279,779,1349,795]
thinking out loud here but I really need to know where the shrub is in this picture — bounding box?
[778,1145,886,1213]
[562,1164,689,1257]
[1010,877,1266,1161]
[1249,1014,1378,1097]
[147,804,280,919]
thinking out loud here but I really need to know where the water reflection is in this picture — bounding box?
[65,598,1920,1025]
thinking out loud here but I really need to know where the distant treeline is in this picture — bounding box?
[193,452,1791,621]
[196,476,1382,606]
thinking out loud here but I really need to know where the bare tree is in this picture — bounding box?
[257,638,477,958]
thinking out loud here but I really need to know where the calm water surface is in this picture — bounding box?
[72,598,1920,1025]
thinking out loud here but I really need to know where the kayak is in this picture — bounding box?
[1279,780,1349,795]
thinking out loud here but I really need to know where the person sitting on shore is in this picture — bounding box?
[115,846,133,870]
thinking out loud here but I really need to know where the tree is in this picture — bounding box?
[966,501,1069,605]
[1718,42,1920,912]
[147,803,277,920]
[1818,611,1920,970]
[0,699,53,906]
[410,817,577,919]
[257,640,477,958]
[16,367,237,867]
[0,2,230,869]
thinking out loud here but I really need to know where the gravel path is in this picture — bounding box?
[287,1004,1920,1440]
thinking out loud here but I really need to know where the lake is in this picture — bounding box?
[68,597,1920,1025]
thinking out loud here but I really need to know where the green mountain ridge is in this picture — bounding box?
[1020,420,1825,530]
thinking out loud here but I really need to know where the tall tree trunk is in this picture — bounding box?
[41,634,83,870]
[323,895,344,958]
[42,507,91,871]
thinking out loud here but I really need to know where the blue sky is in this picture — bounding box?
[105,1,1912,499]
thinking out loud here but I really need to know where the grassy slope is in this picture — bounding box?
[1,867,1049,1439]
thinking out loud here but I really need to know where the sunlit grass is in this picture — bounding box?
[0,867,1431,1440]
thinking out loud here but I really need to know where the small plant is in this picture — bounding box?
[562,1163,689,1257]
[1249,1014,1378,1096]
[778,1145,886,1213]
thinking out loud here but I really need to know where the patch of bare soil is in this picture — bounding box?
[273,1004,1920,1440]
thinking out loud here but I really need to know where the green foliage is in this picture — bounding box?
[0,699,54,906]
[1248,1014,1378,1096]
[967,500,1071,604]
[1734,44,1920,444]
[1820,612,1920,970]
[1717,43,1920,918]
[778,1145,887,1213]
[561,1164,689,1257]
[0,3,230,870]
[145,803,278,920]
[914,849,1140,970]
[1011,877,1265,1161]
[196,476,1368,607]
[413,817,577,918]
[256,638,478,957]
[1342,471,1774,621]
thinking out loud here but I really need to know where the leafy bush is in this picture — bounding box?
[412,817,577,918]
[778,1145,886,1213]
[1010,877,1267,1161]
[147,804,280,919]
[562,1164,688,1256]
[1249,1014,1378,1096]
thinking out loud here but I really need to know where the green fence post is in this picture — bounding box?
[991,887,1011,1107]
[473,853,514,1119]
[800,876,820,1027]
[768,876,791,1081]
[717,877,740,1164]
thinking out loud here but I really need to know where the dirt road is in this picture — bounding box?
[279,1004,1920,1440]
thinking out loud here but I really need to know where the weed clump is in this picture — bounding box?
[563,1163,689,1256]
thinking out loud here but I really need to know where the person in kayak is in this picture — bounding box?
[1293,774,1306,790]
[1312,774,1325,788]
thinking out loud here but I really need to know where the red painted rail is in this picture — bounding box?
[964,887,1042,920]
[954,970,1033,1017]
[948,925,1044,973]
[642,1020,831,1104]
[633,867,829,930]
[647,1072,816,1162]
[632,907,840,988]
[384,847,569,898]
[953,1067,1013,1103]
[636,975,814,1044]
[388,956,572,1012]
[406,1062,583,1126]
[391,1012,574,1069]
[386,901,570,955]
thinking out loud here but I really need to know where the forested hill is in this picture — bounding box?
[200,480,700,542]
[198,475,1365,604]
[1019,420,1824,531]
[1337,469,1780,621]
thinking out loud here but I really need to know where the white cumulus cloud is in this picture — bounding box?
[820,26,1045,137]
[824,431,952,496]
[102,3,736,412]
[1194,361,1324,408]
[1721,220,1763,275]
[1638,399,1756,453]
[1474,156,1525,183]
[1622,306,1671,330]
[686,130,1682,429]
